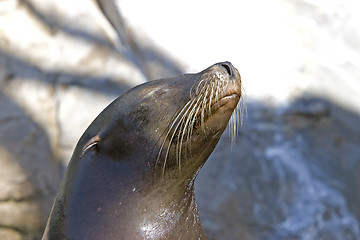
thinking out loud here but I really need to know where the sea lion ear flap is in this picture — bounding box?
[80,135,101,158]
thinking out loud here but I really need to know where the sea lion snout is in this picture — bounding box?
[201,61,242,100]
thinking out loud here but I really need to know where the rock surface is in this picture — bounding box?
[0,0,359,239]
[0,93,61,239]
[197,98,360,239]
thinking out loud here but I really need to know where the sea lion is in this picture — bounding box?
[42,61,243,240]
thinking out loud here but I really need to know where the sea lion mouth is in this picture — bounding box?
[211,93,241,111]
[192,90,241,132]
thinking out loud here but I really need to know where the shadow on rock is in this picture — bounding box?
[20,0,183,80]
[0,93,63,240]
[0,49,131,98]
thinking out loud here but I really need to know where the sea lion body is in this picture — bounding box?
[42,62,242,240]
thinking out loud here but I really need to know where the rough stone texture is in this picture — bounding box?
[196,98,360,239]
[0,0,360,239]
[0,93,61,239]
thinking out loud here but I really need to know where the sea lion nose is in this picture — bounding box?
[220,62,234,76]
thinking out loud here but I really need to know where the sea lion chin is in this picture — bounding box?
[42,61,243,240]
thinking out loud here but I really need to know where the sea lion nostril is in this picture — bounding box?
[220,62,233,76]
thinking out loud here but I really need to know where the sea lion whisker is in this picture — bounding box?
[200,87,210,130]
[179,115,192,165]
[189,93,205,131]
[208,81,215,113]
[165,115,186,173]
[205,83,215,120]
[155,98,195,172]
[158,95,201,174]
[162,113,188,174]
[193,76,207,97]
[175,98,199,170]
[182,92,205,156]
[215,84,220,103]
[240,86,247,126]
[178,93,206,166]
[168,96,201,173]
[184,102,197,154]
[228,93,247,147]
[229,105,238,147]
[168,86,209,173]
[177,117,192,170]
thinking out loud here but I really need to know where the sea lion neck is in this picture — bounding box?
[133,177,206,239]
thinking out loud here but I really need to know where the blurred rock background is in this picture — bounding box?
[0,0,359,239]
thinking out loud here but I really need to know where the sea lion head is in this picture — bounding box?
[80,61,243,182]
